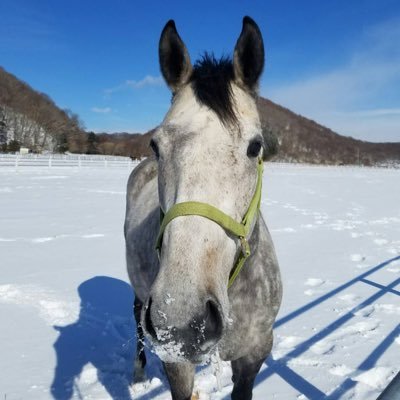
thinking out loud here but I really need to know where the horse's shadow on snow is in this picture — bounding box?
[50,276,136,400]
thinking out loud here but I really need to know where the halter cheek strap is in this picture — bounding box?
[155,159,264,288]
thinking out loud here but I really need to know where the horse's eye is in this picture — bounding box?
[150,139,160,159]
[247,138,263,158]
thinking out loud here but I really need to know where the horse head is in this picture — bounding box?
[143,17,266,363]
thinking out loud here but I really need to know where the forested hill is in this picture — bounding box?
[1,65,399,165]
[0,67,87,153]
[257,98,400,166]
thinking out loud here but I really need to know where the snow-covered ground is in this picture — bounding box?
[0,163,399,400]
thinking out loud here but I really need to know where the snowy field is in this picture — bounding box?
[0,163,399,400]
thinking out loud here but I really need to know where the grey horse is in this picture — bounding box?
[124,16,282,400]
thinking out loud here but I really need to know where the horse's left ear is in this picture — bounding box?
[233,16,265,91]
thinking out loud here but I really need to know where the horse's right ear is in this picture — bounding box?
[159,20,192,93]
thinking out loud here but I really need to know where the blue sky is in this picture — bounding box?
[1,0,399,142]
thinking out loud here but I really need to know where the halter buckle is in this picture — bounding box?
[240,237,250,257]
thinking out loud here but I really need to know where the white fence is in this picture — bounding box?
[0,154,398,171]
[266,161,400,171]
[0,154,141,169]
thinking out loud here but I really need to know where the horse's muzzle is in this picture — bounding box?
[142,296,224,362]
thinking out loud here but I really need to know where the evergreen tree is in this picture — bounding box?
[7,140,20,153]
[55,132,69,153]
[86,132,99,154]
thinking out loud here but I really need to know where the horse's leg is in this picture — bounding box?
[231,334,273,400]
[231,355,265,400]
[133,297,146,382]
[163,362,195,400]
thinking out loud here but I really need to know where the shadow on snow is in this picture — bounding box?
[50,276,135,400]
[243,255,400,400]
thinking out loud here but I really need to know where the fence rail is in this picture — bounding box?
[0,154,399,171]
[0,154,140,169]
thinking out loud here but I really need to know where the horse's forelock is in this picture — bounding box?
[190,53,237,127]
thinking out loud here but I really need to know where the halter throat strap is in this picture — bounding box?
[155,159,264,288]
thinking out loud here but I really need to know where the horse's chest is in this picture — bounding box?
[218,289,274,360]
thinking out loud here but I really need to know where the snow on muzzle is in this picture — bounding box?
[142,296,224,363]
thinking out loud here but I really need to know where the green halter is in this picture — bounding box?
[155,159,264,288]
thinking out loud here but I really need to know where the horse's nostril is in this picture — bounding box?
[204,300,223,340]
[144,297,157,340]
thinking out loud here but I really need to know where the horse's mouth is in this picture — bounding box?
[142,296,225,363]
[149,335,218,364]
[142,322,220,364]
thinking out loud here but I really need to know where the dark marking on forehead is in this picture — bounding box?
[162,125,197,142]
[162,125,179,135]
[190,53,237,127]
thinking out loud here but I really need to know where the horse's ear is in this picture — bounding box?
[159,20,192,93]
[233,16,264,91]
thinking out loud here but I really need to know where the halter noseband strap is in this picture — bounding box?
[155,159,264,288]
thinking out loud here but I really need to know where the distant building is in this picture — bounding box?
[19,147,30,155]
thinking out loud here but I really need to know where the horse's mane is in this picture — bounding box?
[191,53,237,126]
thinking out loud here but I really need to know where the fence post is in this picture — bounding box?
[78,156,81,168]
[15,154,19,170]
[48,155,52,168]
